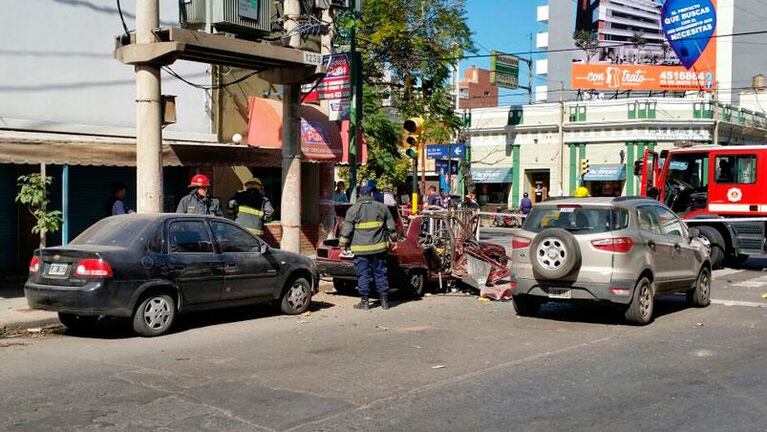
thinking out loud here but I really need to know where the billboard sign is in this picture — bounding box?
[490,51,519,90]
[571,0,717,92]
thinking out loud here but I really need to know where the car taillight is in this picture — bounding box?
[28,256,40,274]
[74,259,113,278]
[512,236,531,249]
[591,237,634,253]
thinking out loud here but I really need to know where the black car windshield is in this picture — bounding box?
[70,217,155,248]
[523,206,628,234]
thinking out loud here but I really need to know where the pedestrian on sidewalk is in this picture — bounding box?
[106,182,134,216]
[176,174,222,216]
[520,192,533,215]
[338,185,398,310]
[228,177,274,236]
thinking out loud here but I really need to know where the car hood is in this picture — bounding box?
[269,248,316,269]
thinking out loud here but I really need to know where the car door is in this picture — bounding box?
[165,219,223,305]
[210,220,279,301]
[636,205,674,290]
[653,205,697,288]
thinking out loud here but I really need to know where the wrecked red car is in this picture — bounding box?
[316,205,510,296]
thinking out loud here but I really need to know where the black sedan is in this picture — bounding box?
[25,214,319,337]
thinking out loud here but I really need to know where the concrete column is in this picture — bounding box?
[135,0,163,213]
[283,0,302,49]
[281,84,302,253]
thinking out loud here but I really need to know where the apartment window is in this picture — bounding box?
[569,105,587,122]
[638,102,656,119]
[693,102,714,119]
[628,102,637,119]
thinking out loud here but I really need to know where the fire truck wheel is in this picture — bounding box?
[697,226,725,269]
[530,228,581,280]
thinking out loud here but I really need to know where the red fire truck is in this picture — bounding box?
[636,145,767,268]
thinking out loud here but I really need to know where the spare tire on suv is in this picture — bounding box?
[530,228,581,280]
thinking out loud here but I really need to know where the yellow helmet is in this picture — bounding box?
[245,177,262,188]
[573,186,591,198]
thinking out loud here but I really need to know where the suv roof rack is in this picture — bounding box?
[612,196,648,202]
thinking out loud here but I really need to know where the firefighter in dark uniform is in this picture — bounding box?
[228,177,274,236]
[339,185,398,310]
[176,174,223,216]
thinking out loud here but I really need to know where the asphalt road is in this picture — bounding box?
[1,231,765,431]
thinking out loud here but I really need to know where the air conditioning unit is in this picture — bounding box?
[180,0,273,37]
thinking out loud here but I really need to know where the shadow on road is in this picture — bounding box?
[533,294,692,326]
[58,300,336,339]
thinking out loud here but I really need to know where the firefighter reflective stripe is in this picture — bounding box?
[246,227,264,235]
[355,221,384,230]
[350,241,388,253]
[239,205,265,217]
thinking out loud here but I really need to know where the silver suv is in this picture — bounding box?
[510,197,711,324]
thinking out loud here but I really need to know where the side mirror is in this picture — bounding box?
[633,160,644,177]
[688,226,700,239]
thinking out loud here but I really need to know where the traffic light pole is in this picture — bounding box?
[348,0,360,202]
[411,157,419,214]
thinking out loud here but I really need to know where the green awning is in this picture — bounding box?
[583,164,626,181]
[471,167,513,183]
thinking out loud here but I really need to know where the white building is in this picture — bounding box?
[466,98,767,209]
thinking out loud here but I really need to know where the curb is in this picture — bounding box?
[0,316,62,337]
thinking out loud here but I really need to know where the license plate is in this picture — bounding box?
[548,287,572,299]
[47,263,69,277]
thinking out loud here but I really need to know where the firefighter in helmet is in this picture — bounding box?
[228,177,274,236]
[176,174,223,216]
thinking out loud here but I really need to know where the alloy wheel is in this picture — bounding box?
[143,297,172,331]
[287,282,309,310]
[536,237,568,271]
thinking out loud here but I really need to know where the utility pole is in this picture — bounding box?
[280,0,303,252]
[348,0,360,202]
[558,81,565,196]
[135,0,163,213]
[713,81,720,145]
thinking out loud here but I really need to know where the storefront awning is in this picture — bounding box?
[0,132,280,167]
[583,164,627,182]
[247,97,366,164]
[471,167,513,184]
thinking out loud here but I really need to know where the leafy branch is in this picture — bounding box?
[16,174,62,238]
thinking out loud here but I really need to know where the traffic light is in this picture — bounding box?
[403,117,424,159]
[580,159,590,175]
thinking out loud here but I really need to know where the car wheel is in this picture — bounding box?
[697,226,725,269]
[332,279,358,296]
[512,295,541,317]
[58,313,99,333]
[625,277,654,325]
[686,266,711,307]
[281,277,312,315]
[530,228,581,280]
[132,293,176,337]
[406,271,426,298]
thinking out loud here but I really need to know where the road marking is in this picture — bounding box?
[711,299,767,308]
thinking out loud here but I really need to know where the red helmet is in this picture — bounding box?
[189,174,210,188]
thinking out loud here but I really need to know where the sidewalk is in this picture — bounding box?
[0,280,60,335]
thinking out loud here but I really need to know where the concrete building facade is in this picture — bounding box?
[458,67,499,109]
[466,97,767,209]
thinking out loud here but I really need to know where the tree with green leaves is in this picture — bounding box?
[336,0,474,188]
[16,173,62,248]
[573,30,600,64]
[630,32,647,64]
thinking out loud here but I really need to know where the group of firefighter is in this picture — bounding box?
[176,174,274,237]
[173,174,394,311]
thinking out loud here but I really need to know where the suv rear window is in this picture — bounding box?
[523,206,628,234]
